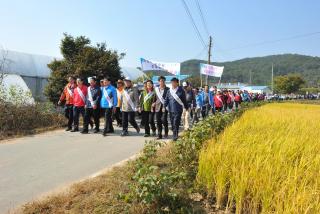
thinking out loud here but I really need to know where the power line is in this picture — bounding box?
[226,31,320,51]
[192,45,208,59]
[194,0,210,37]
[180,0,207,48]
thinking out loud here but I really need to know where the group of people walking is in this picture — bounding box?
[58,75,258,141]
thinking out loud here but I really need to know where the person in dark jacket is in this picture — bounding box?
[81,77,101,134]
[152,76,170,139]
[182,81,195,130]
[164,77,188,141]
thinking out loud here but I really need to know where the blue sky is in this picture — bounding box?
[1,0,319,67]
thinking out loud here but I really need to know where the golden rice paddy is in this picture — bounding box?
[197,103,320,213]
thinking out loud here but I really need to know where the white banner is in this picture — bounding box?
[200,63,224,77]
[140,58,180,75]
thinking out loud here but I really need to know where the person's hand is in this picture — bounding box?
[93,105,97,109]
[112,107,116,113]
[58,100,61,106]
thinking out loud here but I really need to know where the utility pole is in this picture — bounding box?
[206,36,212,85]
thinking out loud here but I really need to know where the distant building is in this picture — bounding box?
[241,86,272,94]
[217,82,248,91]
[0,50,54,101]
[0,50,145,101]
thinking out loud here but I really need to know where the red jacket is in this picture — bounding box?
[73,85,88,107]
[214,95,223,108]
[235,94,241,102]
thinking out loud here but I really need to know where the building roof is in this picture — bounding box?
[242,86,270,90]
[0,50,55,78]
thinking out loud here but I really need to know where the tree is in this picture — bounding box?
[274,74,305,94]
[45,33,125,103]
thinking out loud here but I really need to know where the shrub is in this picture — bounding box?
[127,102,264,212]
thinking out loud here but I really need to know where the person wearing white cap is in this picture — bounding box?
[120,77,140,136]
[182,81,194,130]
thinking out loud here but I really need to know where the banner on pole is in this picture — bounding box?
[200,63,224,77]
[140,58,180,75]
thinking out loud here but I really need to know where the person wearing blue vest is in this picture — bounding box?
[164,77,188,141]
[100,77,117,136]
[201,85,214,118]
[193,87,204,124]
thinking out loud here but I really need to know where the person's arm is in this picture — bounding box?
[133,88,140,110]
[93,88,100,108]
[180,88,188,110]
[112,87,118,107]
[164,89,169,108]
[58,87,66,105]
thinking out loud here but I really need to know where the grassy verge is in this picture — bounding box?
[22,102,263,213]
[0,102,65,141]
[197,103,320,213]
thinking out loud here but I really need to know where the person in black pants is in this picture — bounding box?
[58,76,76,131]
[120,77,140,136]
[100,77,118,136]
[114,79,124,127]
[81,77,101,134]
[153,76,169,139]
[164,77,188,141]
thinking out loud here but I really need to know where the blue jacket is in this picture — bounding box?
[199,90,214,107]
[195,93,204,108]
[164,86,188,113]
[100,85,118,108]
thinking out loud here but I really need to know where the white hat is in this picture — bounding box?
[124,77,131,81]
[182,82,187,87]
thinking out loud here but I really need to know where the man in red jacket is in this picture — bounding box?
[72,77,88,132]
[58,76,76,131]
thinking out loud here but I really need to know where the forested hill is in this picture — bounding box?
[181,54,320,86]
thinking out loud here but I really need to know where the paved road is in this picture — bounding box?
[0,127,150,213]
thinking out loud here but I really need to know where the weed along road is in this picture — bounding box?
[0,127,148,213]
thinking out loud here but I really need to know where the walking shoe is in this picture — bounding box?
[81,130,88,134]
[65,127,72,131]
[102,132,107,137]
[144,134,150,137]
[121,131,129,137]
[93,129,100,133]
[156,136,162,140]
[71,128,79,132]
